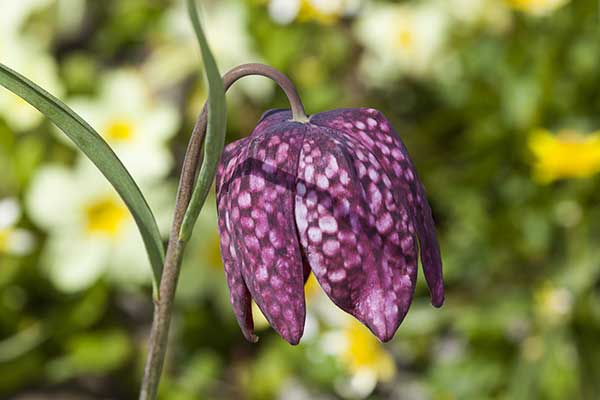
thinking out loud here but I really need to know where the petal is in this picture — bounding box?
[295,125,418,342]
[311,108,444,307]
[216,138,257,342]
[218,122,308,344]
[254,109,293,133]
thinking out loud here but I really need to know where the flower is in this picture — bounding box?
[534,283,573,325]
[0,0,53,34]
[0,3,63,132]
[322,318,396,398]
[268,0,362,25]
[216,108,444,345]
[354,2,448,83]
[149,2,271,101]
[443,0,512,32]
[508,0,569,16]
[68,69,179,182]
[0,198,35,256]
[528,129,600,183]
[26,163,171,292]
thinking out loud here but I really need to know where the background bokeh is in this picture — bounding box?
[1,0,600,399]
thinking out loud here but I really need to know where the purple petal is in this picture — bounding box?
[311,108,444,307]
[216,138,257,342]
[294,125,418,342]
[218,121,307,344]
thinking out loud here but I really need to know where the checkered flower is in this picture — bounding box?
[216,108,444,344]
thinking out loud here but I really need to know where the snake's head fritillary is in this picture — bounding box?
[215,108,443,344]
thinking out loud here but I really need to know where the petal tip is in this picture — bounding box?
[378,329,397,343]
[430,284,445,308]
[241,328,259,343]
[279,324,304,345]
[286,335,302,346]
[431,294,445,308]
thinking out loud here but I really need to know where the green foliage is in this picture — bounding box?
[180,0,227,242]
[1,0,600,399]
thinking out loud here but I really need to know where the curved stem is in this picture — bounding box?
[139,64,307,400]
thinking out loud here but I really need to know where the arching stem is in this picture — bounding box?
[139,63,307,400]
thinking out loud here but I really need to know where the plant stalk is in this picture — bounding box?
[139,63,307,400]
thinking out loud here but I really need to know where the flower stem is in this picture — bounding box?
[139,63,307,400]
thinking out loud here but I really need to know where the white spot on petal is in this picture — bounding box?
[323,240,340,256]
[319,216,338,233]
[308,227,322,243]
[317,175,330,189]
[329,269,346,282]
[238,192,252,209]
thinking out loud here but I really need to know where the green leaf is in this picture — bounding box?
[0,63,165,288]
[179,0,227,241]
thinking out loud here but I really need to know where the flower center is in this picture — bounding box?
[105,119,135,142]
[396,29,414,50]
[84,198,128,237]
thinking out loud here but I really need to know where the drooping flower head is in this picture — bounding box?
[216,108,443,344]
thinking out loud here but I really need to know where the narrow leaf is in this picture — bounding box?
[179,0,227,241]
[0,63,165,288]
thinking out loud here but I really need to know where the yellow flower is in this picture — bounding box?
[342,320,396,381]
[528,129,600,183]
[508,0,569,16]
[321,318,396,398]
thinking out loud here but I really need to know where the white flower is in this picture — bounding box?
[0,198,35,256]
[0,26,63,132]
[355,1,449,83]
[443,0,512,32]
[68,69,179,182]
[26,163,172,292]
[268,0,363,25]
[146,1,272,101]
[0,0,53,34]
[508,0,569,16]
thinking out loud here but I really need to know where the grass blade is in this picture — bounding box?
[179,0,227,241]
[0,63,165,289]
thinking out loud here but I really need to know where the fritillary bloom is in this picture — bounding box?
[216,108,443,344]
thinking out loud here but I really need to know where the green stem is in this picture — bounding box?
[138,63,307,400]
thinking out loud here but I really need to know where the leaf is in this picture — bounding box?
[0,63,165,288]
[179,0,227,241]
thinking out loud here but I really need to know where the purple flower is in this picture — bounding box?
[215,108,443,345]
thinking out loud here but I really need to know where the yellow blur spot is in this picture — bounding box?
[84,197,128,237]
[297,0,342,25]
[508,0,568,15]
[252,301,271,330]
[396,29,414,50]
[0,229,9,252]
[534,283,573,324]
[528,129,600,183]
[304,273,320,300]
[342,320,396,381]
[105,119,135,142]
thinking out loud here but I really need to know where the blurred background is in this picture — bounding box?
[1,0,600,398]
